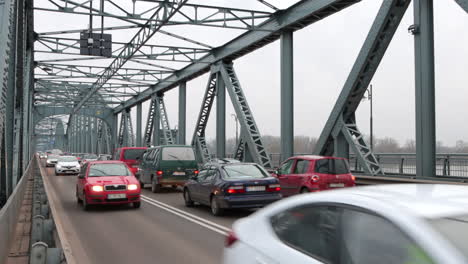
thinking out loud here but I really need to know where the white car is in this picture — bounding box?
[46,155,59,167]
[55,156,81,175]
[223,184,468,264]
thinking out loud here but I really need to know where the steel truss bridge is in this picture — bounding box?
[0,0,467,262]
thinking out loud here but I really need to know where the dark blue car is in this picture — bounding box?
[183,159,282,216]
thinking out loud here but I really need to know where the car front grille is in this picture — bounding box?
[104,184,126,191]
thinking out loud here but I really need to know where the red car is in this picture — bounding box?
[76,161,141,210]
[272,155,355,197]
[113,147,147,175]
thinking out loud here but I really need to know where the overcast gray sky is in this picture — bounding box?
[34,0,468,147]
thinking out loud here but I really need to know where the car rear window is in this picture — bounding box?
[123,149,146,160]
[162,147,195,161]
[315,159,350,175]
[58,156,78,162]
[222,164,268,179]
[429,214,468,261]
[88,164,131,177]
[84,154,98,159]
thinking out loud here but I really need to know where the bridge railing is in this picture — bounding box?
[0,157,34,263]
[349,153,468,177]
[223,152,468,177]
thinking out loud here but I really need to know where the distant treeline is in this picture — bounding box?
[205,136,468,154]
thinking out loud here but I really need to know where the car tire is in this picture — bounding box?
[133,202,141,209]
[151,179,161,193]
[76,189,82,204]
[210,196,224,216]
[300,187,309,194]
[82,195,89,211]
[183,189,194,207]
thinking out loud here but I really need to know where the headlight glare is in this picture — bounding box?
[127,184,138,191]
[91,185,103,192]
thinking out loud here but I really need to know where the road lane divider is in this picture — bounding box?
[140,196,230,236]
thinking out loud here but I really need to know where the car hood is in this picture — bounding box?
[86,176,137,185]
[57,162,79,166]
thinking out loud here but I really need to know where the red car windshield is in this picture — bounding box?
[315,159,350,174]
[88,164,131,177]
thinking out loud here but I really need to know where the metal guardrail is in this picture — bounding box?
[350,153,468,177]
[0,158,34,264]
[29,164,63,264]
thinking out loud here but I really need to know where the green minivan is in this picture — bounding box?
[139,145,199,193]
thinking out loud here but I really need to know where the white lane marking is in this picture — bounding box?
[140,197,229,236]
[141,195,231,232]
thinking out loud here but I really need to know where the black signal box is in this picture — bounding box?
[80,32,112,57]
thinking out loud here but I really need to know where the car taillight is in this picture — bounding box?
[267,184,281,192]
[156,170,163,176]
[225,231,238,247]
[311,175,320,183]
[351,175,356,181]
[194,170,199,175]
[226,186,245,194]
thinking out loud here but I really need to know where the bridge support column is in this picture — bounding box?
[136,103,142,147]
[178,82,186,145]
[153,96,160,146]
[414,0,435,177]
[281,31,294,162]
[216,74,226,158]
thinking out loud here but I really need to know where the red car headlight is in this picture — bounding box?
[128,184,138,191]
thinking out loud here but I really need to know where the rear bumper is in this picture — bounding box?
[85,193,140,205]
[218,193,282,209]
[158,179,187,186]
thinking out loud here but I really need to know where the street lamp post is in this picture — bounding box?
[231,114,239,149]
[363,85,374,151]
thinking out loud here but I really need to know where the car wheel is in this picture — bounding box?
[82,195,89,211]
[210,197,224,216]
[76,189,82,204]
[133,202,141,209]
[300,187,309,194]
[183,189,194,207]
[151,179,161,193]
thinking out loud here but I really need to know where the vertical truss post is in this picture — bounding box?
[153,96,160,146]
[219,62,272,168]
[96,118,103,154]
[86,116,91,153]
[314,0,410,175]
[192,71,218,163]
[414,0,435,177]
[216,72,226,158]
[143,96,157,146]
[156,95,175,145]
[178,82,186,145]
[280,30,294,161]
[136,103,142,147]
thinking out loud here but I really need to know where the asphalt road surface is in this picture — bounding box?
[41,161,255,264]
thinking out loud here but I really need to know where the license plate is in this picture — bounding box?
[107,194,126,199]
[246,186,265,192]
[173,171,186,176]
[329,183,345,188]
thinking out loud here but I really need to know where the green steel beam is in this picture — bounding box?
[314,0,410,175]
[454,0,468,12]
[280,31,294,161]
[414,0,436,177]
[114,0,361,113]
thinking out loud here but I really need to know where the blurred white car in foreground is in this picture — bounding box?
[223,184,468,264]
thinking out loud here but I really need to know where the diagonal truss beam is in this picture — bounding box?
[454,0,468,12]
[313,0,411,175]
[72,0,188,115]
[115,0,361,113]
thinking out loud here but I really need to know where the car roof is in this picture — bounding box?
[278,184,468,219]
[87,161,126,165]
[289,155,347,160]
[117,147,147,150]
